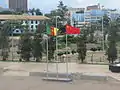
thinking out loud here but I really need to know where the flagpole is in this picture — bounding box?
[66,34,69,79]
[56,16,59,79]
[46,36,49,78]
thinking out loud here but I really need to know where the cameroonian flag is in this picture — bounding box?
[46,24,51,35]
[50,27,59,36]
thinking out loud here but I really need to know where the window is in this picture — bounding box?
[97,17,101,19]
[31,30,34,32]
[31,20,33,24]
[31,25,33,29]
[91,17,96,19]
[36,21,38,24]
[16,30,19,32]
[25,21,27,24]
[36,25,38,28]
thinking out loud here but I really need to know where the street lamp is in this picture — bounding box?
[102,16,104,51]
[101,5,105,51]
[55,16,60,79]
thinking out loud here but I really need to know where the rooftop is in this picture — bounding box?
[0,15,50,20]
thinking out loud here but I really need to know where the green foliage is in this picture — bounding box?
[19,32,32,62]
[106,17,120,63]
[32,33,43,62]
[0,22,10,61]
[0,11,13,14]
[58,43,65,49]
[60,35,77,44]
[48,37,56,61]
[107,41,117,63]
[38,23,46,33]
[57,1,68,21]
[77,36,87,63]
[45,1,68,28]
[29,8,43,15]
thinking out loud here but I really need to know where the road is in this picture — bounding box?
[0,76,120,90]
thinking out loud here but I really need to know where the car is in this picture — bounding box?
[109,60,120,73]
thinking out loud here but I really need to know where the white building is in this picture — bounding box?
[22,12,42,33]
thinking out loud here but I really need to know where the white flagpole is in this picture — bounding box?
[102,16,104,51]
[66,34,69,79]
[56,16,59,79]
[46,37,49,78]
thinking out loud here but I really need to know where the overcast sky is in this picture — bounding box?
[0,0,120,13]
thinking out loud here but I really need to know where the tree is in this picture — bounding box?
[77,36,87,63]
[57,1,68,24]
[88,22,98,43]
[107,21,119,63]
[18,27,32,62]
[37,22,46,33]
[0,11,13,14]
[99,15,111,41]
[0,22,10,61]
[35,9,43,15]
[48,37,56,61]
[76,24,88,63]
[45,10,58,26]
[29,8,43,15]
[107,41,117,63]
[32,31,43,62]
[45,1,68,29]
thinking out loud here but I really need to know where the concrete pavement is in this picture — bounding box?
[0,62,120,90]
[0,76,120,90]
[0,62,120,81]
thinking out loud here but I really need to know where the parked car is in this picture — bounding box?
[109,59,120,73]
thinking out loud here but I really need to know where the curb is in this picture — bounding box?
[29,72,119,82]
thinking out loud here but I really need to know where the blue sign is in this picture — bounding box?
[72,13,84,22]
[90,10,104,16]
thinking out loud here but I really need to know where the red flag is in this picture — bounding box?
[66,25,80,34]
[50,26,55,36]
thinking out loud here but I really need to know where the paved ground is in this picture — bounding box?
[0,76,120,90]
[0,62,120,81]
[0,62,120,90]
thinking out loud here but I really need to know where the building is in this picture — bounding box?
[9,0,28,12]
[68,7,85,26]
[0,6,13,13]
[84,4,105,23]
[22,12,42,33]
[84,10,105,22]
[69,4,105,28]
[107,9,120,20]
[87,4,100,10]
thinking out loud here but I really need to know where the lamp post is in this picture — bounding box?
[102,16,104,51]
[11,28,14,61]
[55,16,60,79]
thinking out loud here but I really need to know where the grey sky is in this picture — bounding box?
[0,0,120,13]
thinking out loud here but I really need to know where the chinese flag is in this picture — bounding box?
[66,24,80,34]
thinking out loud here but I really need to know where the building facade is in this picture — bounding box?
[70,4,106,27]
[22,12,41,33]
[9,0,28,12]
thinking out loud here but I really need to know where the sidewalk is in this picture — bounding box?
[0,62,120,81]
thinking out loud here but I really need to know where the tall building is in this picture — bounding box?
[68,7,85,26]
[9,0,28,12]
[87,3,100,10]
